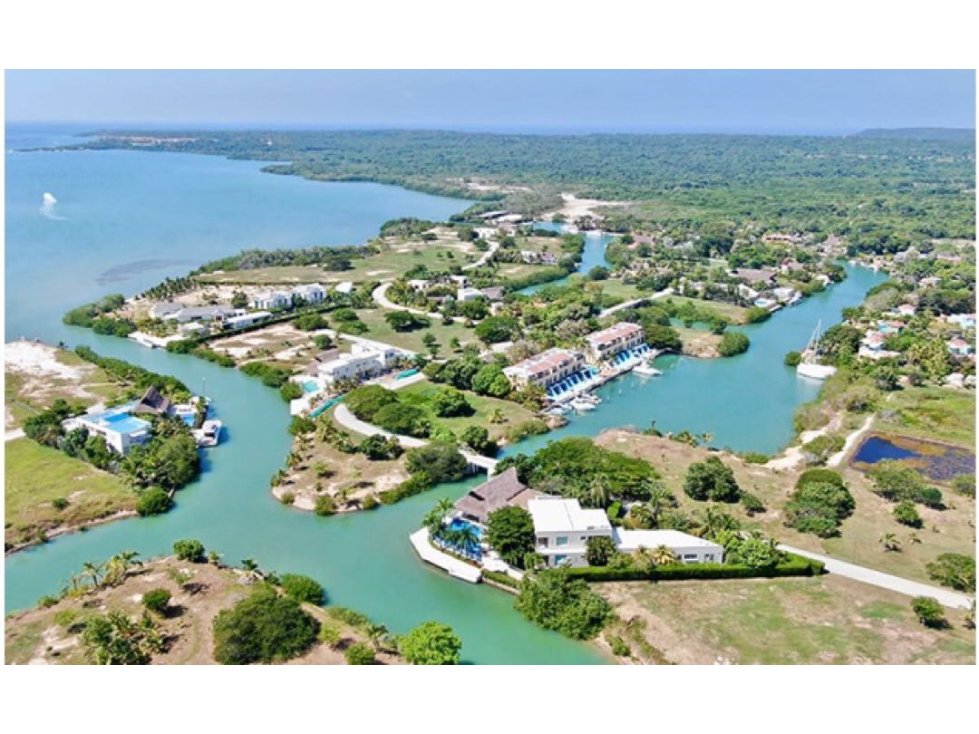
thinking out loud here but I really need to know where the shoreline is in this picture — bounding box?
[5,509,140,557]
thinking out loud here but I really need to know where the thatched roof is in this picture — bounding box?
[454,468,527,524]
[132,386,173,416]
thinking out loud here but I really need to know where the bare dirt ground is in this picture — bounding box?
[5,556,403,665]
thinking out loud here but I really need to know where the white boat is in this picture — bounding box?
[193,419,223,447]
[796,320,837,381]
[633,362,662,377]
[570,398,597,412]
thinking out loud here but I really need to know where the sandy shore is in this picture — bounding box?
[544,192,629,222]
[4,340,84,381]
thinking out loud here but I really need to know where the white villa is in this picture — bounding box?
[503,348,585,390]
[63,403,152,455]
[317,342,403,384]
[223,310,272,330]
[527,497,724,568]
[584,321,645,362]
[161,305,241,323]
[291,283,327,304]
[457,286,485,302]
[251,290,291,310]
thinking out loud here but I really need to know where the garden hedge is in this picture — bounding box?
[565,554,824,583]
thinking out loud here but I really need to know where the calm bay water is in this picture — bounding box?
[4,125,883,663]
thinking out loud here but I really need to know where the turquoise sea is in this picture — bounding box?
[3,124,884,663]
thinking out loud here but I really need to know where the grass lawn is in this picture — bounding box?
[873,387,975,447]
[4,438,136,549]
[600,574,975,664]
[198,235,479,287]
[354,308,477,354]
[594,279,642,302]
[596,430,976,585]
[394,380,540,443]
[666,295,749,324]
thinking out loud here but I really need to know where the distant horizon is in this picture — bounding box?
[6,70,975,133]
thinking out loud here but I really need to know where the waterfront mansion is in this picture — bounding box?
[584,321,644,362]
[503,347,585,390]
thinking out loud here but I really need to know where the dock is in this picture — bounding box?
[409,528,482,583]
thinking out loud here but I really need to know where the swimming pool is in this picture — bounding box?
[446,517,484,538]
[302,380,320,394]
[101,413,151,434]
[309,395,343,419]
[397,368,420,380]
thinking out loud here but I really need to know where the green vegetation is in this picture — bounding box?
[926,553,976,593]
[784,350,802,366]
[911,596,947,628]
[172,539,206,563]
[142,588,172,615]
[136,488,172,516]
[717,330,750,357]
[82,611,163,664]
[585,536,617,566]
[867,461,944,508]
[784,469,855,537]
[485,506,536,568]
[683,456,741,502]
[398,621,462,665]
[515,568,612,640]
[212,586,320,664]
[279,574,326,605]
[344,641,376,665]
[240,360,293,389]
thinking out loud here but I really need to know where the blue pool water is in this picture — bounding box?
[302,380,320,394]
[309,396,343,419]
[397,368,420,380]
[447,517,484,539]
[103,414,150,434]
[852,436,917,464]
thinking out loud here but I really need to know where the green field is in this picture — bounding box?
[873,387,975,447]
[354,308,478,355]
[665,295,750,324]
[395,380,540,442]
[4,438,136,549]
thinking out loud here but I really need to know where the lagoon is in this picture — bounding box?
[4,126,883,663]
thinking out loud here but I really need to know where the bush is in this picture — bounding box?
[136,488,172,516]
[344,385,398,422]
[379,474,433,504]
[361,494,380,511]
[280,382,303,401]
[926,553,976,593]
[740,491,766,516]
[358,434,403,460]
[515,568,611,640]
[317,623,342,647]
[683,456,741,502]
[504,419,549,443]
[607,635,631,657]
[801,434,845,465]
[373,403,431,437]
[293,313,329,331]
[784,481,855,537]
[566,555,823,582]
[718,331,750,357]
[474,315,520,344]
[893,500,923,528]
[951,474,975,497]
[51,497,70,511]
[783,350,802,366]
[740,452,770,464]
[911,596,947,628]
[240,361,293,389]
[796,468,845,490]
[289,415,316,435]
[746,306,772,324]
[398,621,462,665]
[212,587,319,664]
[142,588,172,615]
[314,495,337,516]
[173,539,206,563]
[384,311,430,332]
[280,574,326,605]
[344,641,376,665]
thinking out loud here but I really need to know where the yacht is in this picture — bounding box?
[633,362,662,377]
[796,320,837,381]
[193,419,223,447]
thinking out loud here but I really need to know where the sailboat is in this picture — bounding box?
[796,320,837,380]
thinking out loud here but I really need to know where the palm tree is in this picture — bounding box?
[81,561,104,589]
[104,550,142,585]
[650,545,677,566]
[696,505,740,540]
[879,533,901,552]
[434,498,454,516]
[586,477,610,508]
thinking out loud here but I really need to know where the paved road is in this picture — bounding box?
[778,544,974,610]
[461,239,500,271]
[598,287,674,318]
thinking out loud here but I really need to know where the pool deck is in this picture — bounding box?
[409,527,482,583]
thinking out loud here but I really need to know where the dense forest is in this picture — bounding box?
[74,129,976,243]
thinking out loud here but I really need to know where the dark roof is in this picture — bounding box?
[132,386,173,416]
[454,467,527,524]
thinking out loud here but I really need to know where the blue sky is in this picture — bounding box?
[5,70,975,133]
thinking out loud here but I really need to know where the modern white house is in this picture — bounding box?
[457,286,485,302]
[162,305,241,323]
[503,348,585,390]
[223,310,272,330]
[613,528,724,564]
[62,403,152,455]
[291,283,327,304]
[584,321,645,362]
[527,497,724,568]
[251,290,291,310]
[317,342,402,384]
[527,497,613,568]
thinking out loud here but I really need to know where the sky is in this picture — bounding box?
[5,70,976,134]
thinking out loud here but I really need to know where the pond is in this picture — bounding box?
[851,434,977,482]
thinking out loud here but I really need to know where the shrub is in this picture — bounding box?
[801,434,845,465]
[515,569,611,640]
[173,539,206,563]
[344,385,398,421]
[718,331,750,357]
[280,491,295,505]
[358,434,403,460]
[740,491,766,515]
[344,641,376,665]
[136,488,172,516]
[911,596,947,628]
[926,553,976,593]
[430,387,473,417]
[783,350,802,366]
[474,315,520,344]
[740,452,770,464]
[142,588,172,615]
[289,415,316,435]
[716,530,784,569]
[504,419,549,443]
[784,481,855,537]
[317,623,342,647]
[293,313,329,331]
[796,468,845,490]
[373,402,431,437]
[683,456,741,502]
[566,555,823,582]
[212,587,319,664]
[746,306,772,324]
[361,494,380,511]
[893,500,923,528]
[314,495,338,516]
[398,621,462,665]
[279,574,325,605]
[280,382,303,401]
[951,474,975,497]
[607,635,631,657]
[51,497,70,511]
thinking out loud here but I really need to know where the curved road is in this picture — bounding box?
[372,282,468,324]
